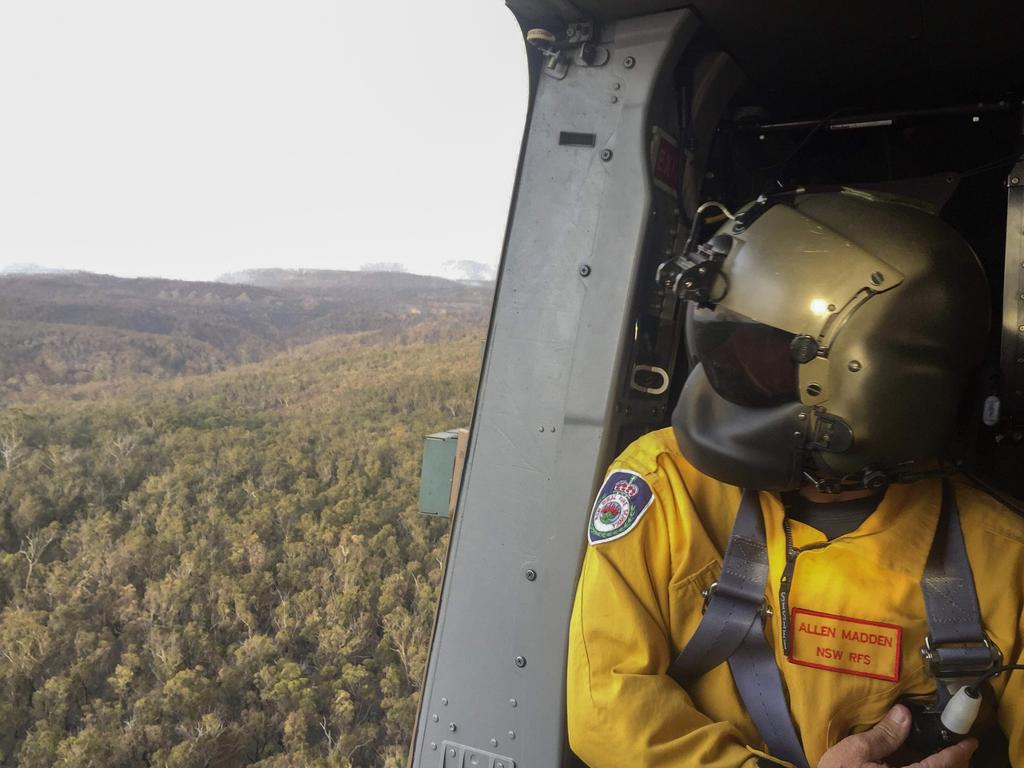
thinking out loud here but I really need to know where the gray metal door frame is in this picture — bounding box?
[411,10,699,767]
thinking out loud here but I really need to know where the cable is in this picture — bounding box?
[680,201,736,258]
[970,663,1024,691]
[937,664,1024,735]
[758,107,862,184]
[957,143,1024,178]
[961,470,1024,517]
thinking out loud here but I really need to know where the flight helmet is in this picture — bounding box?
[671,190,990,492]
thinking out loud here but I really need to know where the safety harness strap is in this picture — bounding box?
[668,490,769,681]
[669,480,991,763]
[920,480,999,705]
[728,621,808,768]
[669,491,809,768]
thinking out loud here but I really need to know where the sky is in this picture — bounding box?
[0,1,528,281]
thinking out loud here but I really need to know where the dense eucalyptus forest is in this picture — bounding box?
[0,271,493,767]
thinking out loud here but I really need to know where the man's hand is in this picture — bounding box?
[817,705,978,768]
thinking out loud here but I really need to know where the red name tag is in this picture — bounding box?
[788,608,902,682]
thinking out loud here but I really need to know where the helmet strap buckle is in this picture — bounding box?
[801,470,844,495]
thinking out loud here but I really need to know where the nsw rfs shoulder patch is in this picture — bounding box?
[588,470,654,545]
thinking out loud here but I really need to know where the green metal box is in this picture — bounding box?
[418,429,468,517]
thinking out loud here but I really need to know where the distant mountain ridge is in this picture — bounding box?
[0,270,493,398]
[219,265,497,289]
[0,262,74,275]
[440,260,497,282]
[216,268,461,292]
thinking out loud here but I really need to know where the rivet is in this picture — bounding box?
[449,747,457,757]
[515,655,527,668]
[550,426,556,432]
[793,431,803,440]
[796,412,807,421]
[491,738,498,747]
[508,730,516,740]
[610,95,619,103]
[430,742,437,750]
[525,568,537,581]
[441,697,448,706]
[497,763,505,768]
[758,134,766,141]
[510,698,518,707]
[1019,293,1024,301]
[623,55,635,68]
[1014,176,1022,185]
[600,148,613,161]
[613,82,621,90]
[579,264,592,277]
[827,303,837,312]
[870,271,885,286]
[432,713,439,722]
[848,360,862,372]
[1018,326,1024,333]
[538,426,545,432]
[449,722,457,732]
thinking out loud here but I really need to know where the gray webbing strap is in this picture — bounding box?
[669,491,769,681]
[920,480,999,705]
[728,621,808,768]
[669,491,808,768]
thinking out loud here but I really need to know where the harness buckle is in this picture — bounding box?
[920,634,1003,679]
[700,582,718,614]
[701,581,773,619]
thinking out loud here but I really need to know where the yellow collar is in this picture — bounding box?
[759,478,942,578]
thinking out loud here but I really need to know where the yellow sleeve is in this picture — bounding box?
[963,488,1024,764]
[566,485,761,767]
[995,598,1024,765]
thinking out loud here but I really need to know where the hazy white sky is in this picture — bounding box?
[0,1,528,281]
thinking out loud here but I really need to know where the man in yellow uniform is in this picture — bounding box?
[567,192,1024,767]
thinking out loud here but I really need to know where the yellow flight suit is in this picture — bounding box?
[567,428,1024,767]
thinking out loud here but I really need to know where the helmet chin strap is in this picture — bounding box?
[801,456,958,495]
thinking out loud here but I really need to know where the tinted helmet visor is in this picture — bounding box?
[686,305,799,408]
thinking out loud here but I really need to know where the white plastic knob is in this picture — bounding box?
[940,686,982,735]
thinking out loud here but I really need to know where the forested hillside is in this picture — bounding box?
[0,272,491,398]
[0,271,492,767]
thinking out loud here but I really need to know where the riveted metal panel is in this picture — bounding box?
[411,10,699,767]
[1002,159,1024,422]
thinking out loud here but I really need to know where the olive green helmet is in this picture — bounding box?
[672,190,990,492]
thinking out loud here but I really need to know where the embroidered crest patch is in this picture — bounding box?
[588,470,654,545]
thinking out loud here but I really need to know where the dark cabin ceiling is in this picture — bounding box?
[506,1,1024,114]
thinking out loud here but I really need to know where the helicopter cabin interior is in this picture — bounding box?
[410,3,1024,766]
